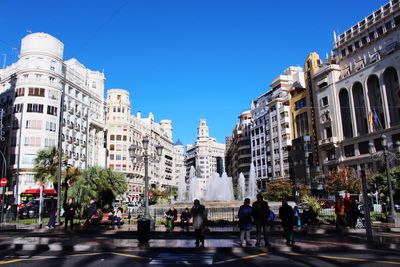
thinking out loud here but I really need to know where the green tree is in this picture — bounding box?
[33,147,59,185]
[368,166,400,203]
[63,165,81,208]
[264,180,292,201]
[69,167,127,217]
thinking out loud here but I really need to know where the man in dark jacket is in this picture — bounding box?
[252,193,270,247]
[279,198,294,246]
[64,197,76,230]
[191,199,207,247]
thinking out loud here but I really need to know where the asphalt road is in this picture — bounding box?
[1,246,399,267]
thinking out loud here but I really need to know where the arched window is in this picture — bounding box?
[339,89,353,139]
[367,75,385,129]
[383,67,400,126]
[352,82,368,135]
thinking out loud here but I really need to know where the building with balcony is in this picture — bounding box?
[225,110,252,192]
[250,67,301,188]
[0,32,106,202]
[313,0,400,175]
[106,89,180,202]
[185,119,225,199]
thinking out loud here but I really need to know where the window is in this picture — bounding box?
[28,87,45,97]
[385,20,393,31]
[327,149,336,160]
[27,104,43,113]
[322,97,328,106]
[110,144,115,151]
[361,36,368,45]
[49,76,55,82]
[354,40,360,49]
[26,120,42,129]
[14,104,23,113]
[358,141,369,155]
[110,135,115,141]
[15,88,25,97]
[347,45,353,53]
[24,136,41,147]
[368,31,375,41]
[116,135,122,141]
[92,81,96,88]
[47,106,57,116]
[295,98,307,110]
[341,49,347,57]
[45,138,55,147]
[326,126,332,138]
[395,15,400,26]
[344,144,355,157]
[377,26,384,36]
[46,121,57,132]
[116,155,122,160]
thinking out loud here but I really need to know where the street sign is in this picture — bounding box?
[0,178,7,187]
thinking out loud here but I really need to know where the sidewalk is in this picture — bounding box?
[0,223,399,253]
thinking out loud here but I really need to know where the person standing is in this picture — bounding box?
[343,193,352,227]
[252,193,271,247]
[335,194,345,230]
[46,197,57,229]
[279,198,295,246]
[180,208,192,231]
[191,199,207,247]
[64,197,76,230]
[238,198,253,247]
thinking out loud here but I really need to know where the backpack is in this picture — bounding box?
[269,210,275,222]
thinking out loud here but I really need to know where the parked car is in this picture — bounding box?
[18,198,56,219]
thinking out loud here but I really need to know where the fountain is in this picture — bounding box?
[204,172,234,201]
[237,172,245,201]
[177,174,186,202]
[188,166,200,201]
[247,163,258,200]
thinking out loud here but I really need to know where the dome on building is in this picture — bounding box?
[20,32,64,60]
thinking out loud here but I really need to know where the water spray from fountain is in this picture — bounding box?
[237,172,245,201]
[177,173,186,202]
[247,163,258,201]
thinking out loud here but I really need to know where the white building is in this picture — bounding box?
[250,67,304,187]
[0,32,106,202]
[313,0,400,175]
[185,119,225,198]
[106,89,181,202]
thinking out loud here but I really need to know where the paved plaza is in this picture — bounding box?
[0,223,399,266]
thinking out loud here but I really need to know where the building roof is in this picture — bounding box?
[174,139,183,146]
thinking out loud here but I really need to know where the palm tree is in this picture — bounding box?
[33,147,59,186]
[69,167,126,218]
[63,165,81,207]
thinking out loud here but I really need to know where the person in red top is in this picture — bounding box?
[343,193,352,227]
[335,194,345,230]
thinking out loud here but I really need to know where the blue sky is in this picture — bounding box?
[0,0,388,146]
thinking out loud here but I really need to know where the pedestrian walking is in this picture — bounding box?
[191,199,207,247]
[238,198,253,247]
[46,196,57,229]
[64,197,76,230]
[252,193,271,247]
[335,194,345,230]
[279,198,295,246]
[180,208,191,231]
[114,207,123,229]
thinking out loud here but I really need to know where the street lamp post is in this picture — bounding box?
[129,136,163,243]
[369,135,400,226]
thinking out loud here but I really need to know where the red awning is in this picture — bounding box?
[21,188,57,195]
